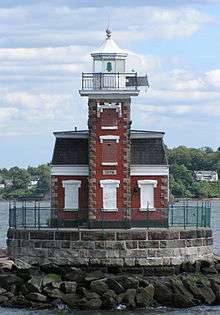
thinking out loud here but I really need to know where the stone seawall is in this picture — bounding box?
[7,228,213,267]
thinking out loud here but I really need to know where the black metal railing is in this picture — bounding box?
[81,72,138,91]
[8,201,211,230]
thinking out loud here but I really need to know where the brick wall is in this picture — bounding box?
[51,175,88,212]
[131,175,168,209]
[88,99,131,222]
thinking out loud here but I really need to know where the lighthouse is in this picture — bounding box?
[51,30,169,228]
[8,30,213,270]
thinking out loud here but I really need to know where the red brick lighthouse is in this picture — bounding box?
[7,30,213,268]
[51,29,169,228]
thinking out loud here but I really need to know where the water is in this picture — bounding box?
[0,200,220,314]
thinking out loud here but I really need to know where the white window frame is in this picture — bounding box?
[100,179,120,211]
[62,180,81,211]
[137,180,157,211]
[99,135,119,143]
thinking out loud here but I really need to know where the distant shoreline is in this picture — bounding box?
[0,195,50,202]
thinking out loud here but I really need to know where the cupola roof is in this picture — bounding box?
[91,29,127,58]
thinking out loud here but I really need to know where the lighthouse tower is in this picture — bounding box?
[51,30,169,228]
[80,29,140,225]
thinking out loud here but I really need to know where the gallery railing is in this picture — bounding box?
[81,72,138,91]
[8,201,211,230]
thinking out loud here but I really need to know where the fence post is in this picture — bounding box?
[37,204,40,229]
[24,202,27,229]
[171,204,174,227]
[147,202,149,229]
[186,202,189,228]
[99,73,102,90]
[77,209,80,232]
[183,203,186,229]
[196,202,199,228]
[34,201,37,228]
[14,203,17,229]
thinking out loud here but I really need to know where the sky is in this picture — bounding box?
[0,0,220,168]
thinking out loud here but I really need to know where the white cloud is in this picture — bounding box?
[0,107,18,121]
[0,5,213,49]
[206,69,220,88]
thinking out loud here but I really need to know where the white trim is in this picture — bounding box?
[100,179,120,187]
[131,132,164,139]
[53,131,165,139]
[100,179,120,211]
[138,180,157,188]
[100,135,120,143]
[79,91,139,98]
[62,180,81,187]
[54,133,88,139]
[97,102,122,118]
[131,165,169,176]
[62,180,81,211]
[51,166,89,176]
[138,179,157,211]
[101,126,118,130]
[51,165,169,176]
[101,162,118,166]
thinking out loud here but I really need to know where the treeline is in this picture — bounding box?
[0,164,50,199]
[168,146,220,198]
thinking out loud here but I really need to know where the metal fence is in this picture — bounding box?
[81,72,138,91]
[8,201,211,230]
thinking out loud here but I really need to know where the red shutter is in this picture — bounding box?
[101,109,117,126]
[102,140,117,163]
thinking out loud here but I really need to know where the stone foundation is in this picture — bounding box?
[7,228,213,266]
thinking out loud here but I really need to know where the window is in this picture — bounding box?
[106,62,112,72]
[137,180,157,210]
[100,180,120,211]
[102,140,117,164]
[62,180,81,210]
[100,135,119,166]
[101,109,117,127]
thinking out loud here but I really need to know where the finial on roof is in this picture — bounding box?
[106,28,111,39]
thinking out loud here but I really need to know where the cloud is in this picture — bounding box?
[0,107,18,121]
[206,69,220,88]
[0,4,213,48]
[0,0,218,166]
[0,92,86,129]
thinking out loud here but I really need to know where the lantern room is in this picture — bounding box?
[91,28,127,73]
[79,29,149,97]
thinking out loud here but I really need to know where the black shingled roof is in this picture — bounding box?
[131,138,167,165]
[52,136,167,166]
[52,138,88,165]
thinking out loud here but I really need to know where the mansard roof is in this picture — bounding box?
[131,138,167,165]
[52,130,168,166]
[52,138,88,165]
